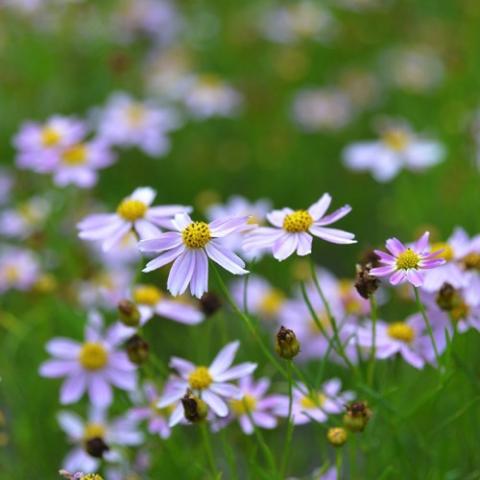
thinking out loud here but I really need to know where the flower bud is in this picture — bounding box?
[181,389,208,423]
[343,401,372,433]
[354,263,379,299]
[275,326,300,359]
[85,437,109,458]
[125,334,149,365]
[199,292,222,316]
[435,283,458,312]
[327,427,348,447]
[118,299,141,327]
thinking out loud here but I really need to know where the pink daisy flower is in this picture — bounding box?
[157,341,257,424]
[77,187,191,251]
[0,247,40,293]
[138,213,250,298]
[242,193,356,261]
[39,312,137,407]
[370,231,445,287]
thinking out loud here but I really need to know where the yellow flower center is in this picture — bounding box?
[62,144,87,165]
[431,242,454,262]
[116,199,147,222]
[463,252,480,271]
[300,393,326,410]
[182,222,211,249]
[387,322,415,343]
[230,394,257,415]
[282,210,313,233]
[78,342,108,370]
[82,474,104,480]
[83,423,106,441]
[188,366,213,390]
[382,129,409,151]
[133,285,162,305]
[127,104,146,126]
[396,248,420,270]
[259,289,285,316]
[41,126,61,147]
[4,265,19,282]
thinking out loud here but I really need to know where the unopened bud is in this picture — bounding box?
[85,437,109,458]
[436,283,458,311]
[343,401,372,433]
[118,299,141,327]
[181,389,208,423]
[125,334,149,365]
[199,292,222,316]
[275,326,300,359]
[327,427,348,447]
[354,263,379,299]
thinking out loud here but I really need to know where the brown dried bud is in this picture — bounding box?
[354,263,379,299]
[436,283,458,311]
[199,292,222,316]
[125,334,149,365]
[343,401,372,433]
[359,249,380,268]
[118,299,141,327]
[85,437,109,458]
[463,252,480,270]
[326,427,348,447]
[181,389,208,423]
[275,326,300,359]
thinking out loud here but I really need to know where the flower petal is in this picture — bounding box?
[209,341,240,376]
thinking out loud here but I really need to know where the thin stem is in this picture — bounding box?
[413,286,441,368]
[280,361,294,477]
[200,422,218,478]
[212,266,288,379]
[367,295,378,386]
[336,448,343,480]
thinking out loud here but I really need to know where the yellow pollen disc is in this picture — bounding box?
[83,423,106,441]
[4,265,19,282]
[382,129,409,151]
[259,289,285,316]
[463,252,480,270]
[127,104,146,126]
[300,393,326,410]
[116,199,147,222]
[431,242,454,262]
[182,222,211,249]
[133,285,162,305]
[230,394,257,415]
[282,210,314,233]
[188,366,213,390]
[247,215,260,225]
[81,475,104,480]
[396,248,420,270]
[451,302,470,322]
[387,322,415,343]
[62,144,87,165]
[41,126,61,147]
[78,342,108,370]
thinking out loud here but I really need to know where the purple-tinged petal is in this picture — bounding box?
[89,374,113,407]
[134,219,162,240]
[209,383,241,398]
[370,265,395,277]
[143,244,184,273]
[57,411,84,439]
[315,204,352,226]
[203,390,228,417]
[102,222,132,252]
[406,269,424,287]
[156,300,204,325]
[266,209,292,228]
[214,362,257,382]
[309,226,356,245]
[131,187,156,205]
[189,249,209,299]
[414,231,430,252]
[210,216,250,237]
[239,415,254,434]
[205,241,248,275]
[170,357,195,376]
[272,233,298,261]
[60,373,87,404]
[168,404,185,427]
[308,194,332,221]
[167,250,196,296]
[389,270,406,285]
[374,250,396,264]
[46,339,81,359]
[139,232,183,253]
[209,341,239,376]
[39,360,77,378]
[385,238,406,256]
[296,232,312,256]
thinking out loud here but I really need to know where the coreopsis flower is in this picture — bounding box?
[261,1,336,44]
[183,75,242,119]
[157,341,257,424]
[128,283,205,325]
[243,194,356,261]
[356,314,447,369]
[0,247,40,293]
[343,121,445,182]
[370,232,445,287]
[0,196,50,239]
[51,139,115,188]
[77,187,191,251]
[128,382,175,438]
[207,196,271,260]
[95,93,178,156]
[214,376,282,434]
[39,312,136,407]
[274,379,354,425]
[139,213,250,298]
[57,407,143,473]
[14,115,86,172]
[291,88,353,132]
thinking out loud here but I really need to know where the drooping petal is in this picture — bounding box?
[205,241,248,275]
[296,232,312,256]
[142,244,185,273]
[60,373,87,404]
[167,250,196,296]
[102,222,132,252]
[168,403,185,427]
[189,249,209,299]
[202,390,228,417]
[389,270,406,285]
[209,382,241,399]
[272,233,298,261]
[309,226,356,245]
[88,374,113,407]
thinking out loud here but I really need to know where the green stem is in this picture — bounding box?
[413,286,441,368]
[367,295,378,386]
[200,422,218,477]
[336,448,343,479]
[280,361,294,477]
[213,266,288,379]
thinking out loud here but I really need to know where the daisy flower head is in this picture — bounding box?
[0,247,40,293]
[77,187,191,251]
[139,213,250,298]
[39,312,137,407]
[370,232,445,287]
[243,193,356,261]
[157,341,257,425]
[57,406,143,474]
